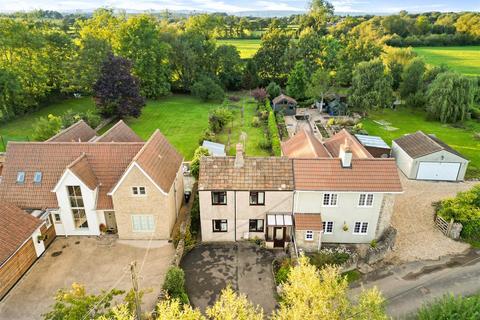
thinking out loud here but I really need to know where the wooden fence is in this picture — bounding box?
[434,214,454,237]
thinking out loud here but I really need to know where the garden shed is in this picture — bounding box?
[272,94,297,116]
[391,131,468,181]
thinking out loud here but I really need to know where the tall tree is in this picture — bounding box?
[349,59,394,115]
[253,26,290,85]
[306,69,334,111]
[93,54,145,118]
[300,0,335,34]
[286,61,309,100]
[399,58,426,100]
[382,47,416,90]
[427,72,474,123]
[242,59,260,89]
[212,45,243,90]
[117,15,171,98]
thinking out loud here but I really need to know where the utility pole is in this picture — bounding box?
[130,261,142,320]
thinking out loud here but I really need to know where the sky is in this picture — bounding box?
[0,0,478,13]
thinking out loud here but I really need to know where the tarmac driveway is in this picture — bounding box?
[0,236,175,320]
[181,242,279,314]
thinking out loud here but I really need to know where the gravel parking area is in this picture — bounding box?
[0,236,174,320]
[386,174,476,263]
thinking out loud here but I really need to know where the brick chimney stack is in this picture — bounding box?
[234,143,244,168]
[339,138,352,168]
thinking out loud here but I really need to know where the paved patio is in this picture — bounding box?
[181,242,280,315]
[0,236,175,320]
[386,174,476,263]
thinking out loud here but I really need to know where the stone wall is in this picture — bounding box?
[365,226,397,265]
[375,194,395,239]
[295,230,321,252]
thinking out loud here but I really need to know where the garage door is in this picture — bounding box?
[416,162,460,181]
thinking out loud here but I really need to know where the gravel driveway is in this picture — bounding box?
[386,173,477,263]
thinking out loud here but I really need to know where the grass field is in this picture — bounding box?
[363,107,480,178]
[217,39,261,59]
[0,98,95,149]
[413,46,480,77]
[1,94,269,159]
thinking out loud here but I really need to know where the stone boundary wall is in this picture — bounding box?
[365,226,397,265]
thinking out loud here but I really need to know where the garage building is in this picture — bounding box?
[0,203,46,300]
[391,131,468,182]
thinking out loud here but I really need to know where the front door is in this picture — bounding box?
[273,227,285,248]
[104,211,118,234]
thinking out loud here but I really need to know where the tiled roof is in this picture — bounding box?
[94,120,143,143]
[67,154,98,190]
[293,158,402,192]
[281,129,331,158]
[394,131,467,160]
[295,214,323,231]
[0,203,43,266]
[198,156,294,191]
[47,120,96,142]
[0,142,144,210]
[133,130,183,193]
[272,94,297,105]
[324,129,373,159]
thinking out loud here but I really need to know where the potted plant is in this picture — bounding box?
[342,222,349,232]
[99,223,107,234]
[37,234,46,243]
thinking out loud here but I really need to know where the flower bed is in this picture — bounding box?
[308,247,352,269]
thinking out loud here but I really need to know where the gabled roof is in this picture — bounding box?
[0,142,144,210]
[0,203,43,266]
[47,120,96,142]
[199,157,294,191]
[272,94,297,105]
[324,129,373,159]
[94,120,143,143]
[393,131,467,160]
[131,130,183,193]
[67,153,98,190]
[293,158,402,192]
[281,129,331,158]
[295,214,323,231]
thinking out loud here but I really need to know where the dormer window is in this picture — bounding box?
[16,171,25,184]
[33,171,42,184]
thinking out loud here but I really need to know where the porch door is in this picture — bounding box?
[273,227,285,248]
[104,211,118,234]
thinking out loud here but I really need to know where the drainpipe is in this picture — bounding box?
[234,190,237,241]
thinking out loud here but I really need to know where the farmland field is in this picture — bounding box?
[217,39,261,59]
[363,107,480,179]
[413,46,480,77]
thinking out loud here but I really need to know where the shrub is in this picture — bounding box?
[228,95,241,102]
[190,146,210,180]
[251,116,260,127]
[198,129,216,145]
[276,113,288,139]
[470,106,480,120]
[274,258,294,285]
[258,138,272,151]
[259,110,269,121]
[32,114,62,141]
[436,185,480,241]
[190,194,200,236]
[163,267,188,303]
[416,294,480,320]
[309,247,351,269]
[208,107,233,133]
[191,77,225,102]
[62,109,102,128]
[327,118,335,127]
[251,88,268,104]
[266,81,281,99]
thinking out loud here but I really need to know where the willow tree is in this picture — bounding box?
[427,72,474,123]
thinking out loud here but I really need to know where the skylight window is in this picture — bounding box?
[34,171,43,184]
[16,171,25,184]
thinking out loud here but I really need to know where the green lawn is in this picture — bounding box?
[217,39,261,59]
[0,98,95,149]
[123,94,269,159]
[413,46,480,77]
[363,107,480,178]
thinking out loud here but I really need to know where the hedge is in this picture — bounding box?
[268,111,281,156]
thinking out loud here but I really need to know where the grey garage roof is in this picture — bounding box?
[355,134,390,149]
[394,131,467,160]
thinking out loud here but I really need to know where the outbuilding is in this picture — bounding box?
[355,134,391,158]
[272,94,297,116]
[0,203,47,300]
[202,140,226,156]
[391,131,468,181]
